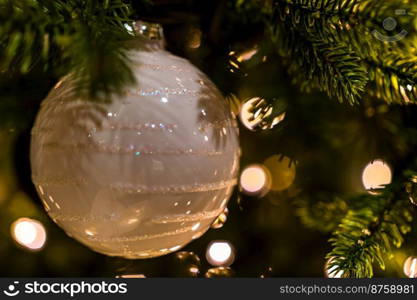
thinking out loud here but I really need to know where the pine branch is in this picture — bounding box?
[0,0,136,100]
[326,182,415,278]
[272,24,368,104]
[295,195,348,232]
[266,0,417,104]
[365,54,417,104]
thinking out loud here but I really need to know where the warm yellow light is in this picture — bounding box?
[206,241,235,267]
[264,155,296,191]
[211,208,228,229]
[404,256,417,278]
[116,274,146,278]
[362,159,392,192]
[324,258,344,278]
[240,165,270,196]
[11,218,47,251]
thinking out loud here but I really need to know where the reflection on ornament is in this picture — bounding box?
[239,98,285,131]
[404,256,417,278]
[263,155,296,191]
[11,218,47,251]
[205,267,234,278]
[115,274,146,278]
[406,176,417,206]
[211,207,228,229]
[324,257,344,278]
[30,21,240,259]
[240,165,271,196]
[362,159,392,193]
[206,240,235,267]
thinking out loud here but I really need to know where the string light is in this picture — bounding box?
[206,241,235,267]
[240,164,271,196]
[403,256,417,278]
[11,218,47,251]
[362,159,392,193]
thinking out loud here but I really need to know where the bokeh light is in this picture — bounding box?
[362,159,392,192]
[205,267,234,278]
[240,164,271,196]
[11,218,47,251]
[324,258,344,278]
[263,155,296,191]
[116,274,146,278]
[239,97,285,131]
[174,251,201,277]
[403,256,417,278]
[206,241,235,267]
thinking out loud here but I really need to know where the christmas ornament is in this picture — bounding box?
[30,21,240,259]
[403,256,417,278]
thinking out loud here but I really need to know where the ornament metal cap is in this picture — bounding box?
[133,20,164,41]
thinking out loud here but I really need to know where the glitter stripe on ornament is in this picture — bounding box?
[85,225,196,242]
[48,207,227,224]
[32,175,87,187]
[31,119,237,136]
[151,208,224,224]
[110,179,237,195]
[41,142,225,156]
[140,63,195,73]
[125,87,199,97]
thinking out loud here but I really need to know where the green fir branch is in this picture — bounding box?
[327,182,415,278]
[0,0,136,100]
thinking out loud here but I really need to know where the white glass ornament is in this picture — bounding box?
[30,21,240,259]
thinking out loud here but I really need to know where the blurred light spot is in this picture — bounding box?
[161,97,168,103]
[175,251,201,277]
[188,28,202,49]
[240,165,271,196]
[11,218,47,251]
[324,257,344,278]
[211,207,228,229]
[404,256,417,278]
[264,155,296,191]
[116,274,146,278]
[189,266,200,276]
[205,267,234,278]
[237,48,258,62]
[206,241,235,267]
[362,159,392,192]
[239,97,285,131]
